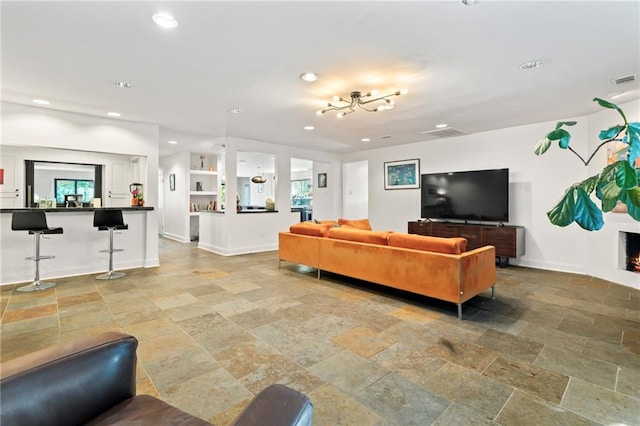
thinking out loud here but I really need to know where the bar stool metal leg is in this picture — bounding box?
[17,231,56,292]
[96,227,125,280]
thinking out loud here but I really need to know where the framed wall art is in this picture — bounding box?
[318,172,327,188]
[384,159,420,190]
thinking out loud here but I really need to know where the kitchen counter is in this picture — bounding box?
[0,206,154,213]
[1,207,156,285]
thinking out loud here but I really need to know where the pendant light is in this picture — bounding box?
[251,166,267,184]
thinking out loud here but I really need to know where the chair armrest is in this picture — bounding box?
[234,384,313,426]
[1,332,137,426]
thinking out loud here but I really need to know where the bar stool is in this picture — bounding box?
[11,210,64,292]
[93,209,128,280]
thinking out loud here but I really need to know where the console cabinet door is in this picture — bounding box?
[458,225,483,250]
[482,227,523,257]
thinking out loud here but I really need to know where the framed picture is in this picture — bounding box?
[384,159,420,190]
[169,173,175,191]
[257,183,264,193]
[318,173,327,188]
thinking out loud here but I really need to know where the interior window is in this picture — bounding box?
[54,178,95,204]
[26,160,102,207]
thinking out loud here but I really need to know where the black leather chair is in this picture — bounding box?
[11,210,63,292]
[93,209,128,280]
[0,332,314,425]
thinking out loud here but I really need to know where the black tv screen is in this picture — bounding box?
[421,168,509,222]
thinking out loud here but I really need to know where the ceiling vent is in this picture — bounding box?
[421,127,467,138]
[612,74,636,86]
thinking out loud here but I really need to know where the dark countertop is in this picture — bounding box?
[237,210,279,214]
[0,207,154,213]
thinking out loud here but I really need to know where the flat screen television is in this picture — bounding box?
[421,168,509,222]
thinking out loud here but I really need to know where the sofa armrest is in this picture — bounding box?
[1,332,137,426]
[234,384,313,426]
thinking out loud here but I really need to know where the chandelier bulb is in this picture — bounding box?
[332,96,341,102]
[370,89,379,96]
[399,88,409,95]
[337,112,345,118]
[316,110,323,116]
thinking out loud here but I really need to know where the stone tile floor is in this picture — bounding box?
[1,238,639,425]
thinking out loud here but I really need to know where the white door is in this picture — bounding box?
[343,161,368,219]
[108,162,130,207]
[0,155,20,208]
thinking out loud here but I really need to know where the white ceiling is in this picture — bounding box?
[2,1,639,157]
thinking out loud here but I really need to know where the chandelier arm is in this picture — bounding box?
[357,104,379,112]
[359,92,399,105]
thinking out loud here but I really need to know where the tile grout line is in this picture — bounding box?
[492,388,515,422]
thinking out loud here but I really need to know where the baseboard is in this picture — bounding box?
[162,232,189,243]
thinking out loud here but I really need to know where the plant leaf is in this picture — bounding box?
[547,187,576,227]
[627,122,640,166]
[574,186,604,231]
[620,188,640,221]
[547,129,571,148]
[599,125,625,141]
[555,121,577,130]
[601,197,618,212]
[615,161,638,189]
[627,186,640,206]
[593,97,627,123]
[534,138,552,156]
[599,179,621,199]
[599,162,618,181]
[579,175,599,194]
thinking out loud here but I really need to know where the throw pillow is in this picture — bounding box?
[337,218,372,230]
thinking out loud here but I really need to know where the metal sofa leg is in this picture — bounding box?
[492,285,496,299]
[457,303,462,320]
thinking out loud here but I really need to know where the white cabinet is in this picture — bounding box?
[0,155,20,208]
[108,162,131,207]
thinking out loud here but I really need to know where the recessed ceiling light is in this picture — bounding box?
[107,112,121,117]
[114,81,131,88]
[520,60,544,70]
[229,108,243,114]
[435,123,448,128]
[304,126,315,130]
[32,99,50,105]
[168,140,178,144]
[300,72,319,82]
[152,12,178,29]
[361,138,371,142]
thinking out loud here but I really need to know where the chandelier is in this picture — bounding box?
[317,88,408,118]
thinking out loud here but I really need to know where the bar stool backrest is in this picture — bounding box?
[12,211,49,231]
[94,209,125,228]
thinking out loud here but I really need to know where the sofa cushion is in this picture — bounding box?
[290,222,331,237]
[326,227,391,245]
[338,218,372,230]
[388,233,467,254]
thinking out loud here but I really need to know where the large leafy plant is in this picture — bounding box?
[534,98,640,231]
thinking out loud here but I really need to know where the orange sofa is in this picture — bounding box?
[278,222,496,319]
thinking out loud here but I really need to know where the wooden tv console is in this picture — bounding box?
[408,221,525,265]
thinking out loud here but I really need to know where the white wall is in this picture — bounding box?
[342,101,640,289]
[159,151,190,242]
[1,102,160,267]
[195,136,342,255]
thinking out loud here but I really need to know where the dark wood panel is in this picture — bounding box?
[408,221,525,258]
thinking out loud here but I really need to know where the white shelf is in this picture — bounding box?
[190,170,218,176]
[189,212,200,216]
[190,191,217,196]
